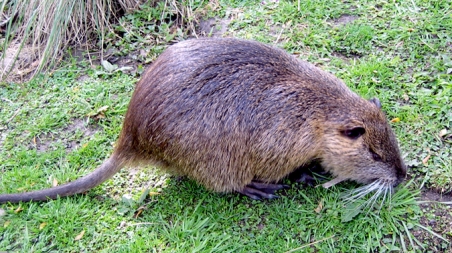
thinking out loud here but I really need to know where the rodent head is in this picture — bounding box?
[319,98,407,187]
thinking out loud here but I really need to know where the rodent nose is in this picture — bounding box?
[393,177,403,187]
[398,163,407,178]
[394,164,407,187]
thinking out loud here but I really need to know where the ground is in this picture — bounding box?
[1,0,451,252]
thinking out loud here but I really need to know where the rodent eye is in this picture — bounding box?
[370,149,382,162]
[342,127,365,139]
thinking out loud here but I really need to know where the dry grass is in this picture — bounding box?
[0,0,145,81]
[0,0,213,82]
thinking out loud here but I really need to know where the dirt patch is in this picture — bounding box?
[421,189,452,202]
[198,17,231,37]
[34,118,99,153]
[409,189,452,251]
[414,204,452,251]
[331,51,361,63]
[66,118,98,137]
[332,14,358,26]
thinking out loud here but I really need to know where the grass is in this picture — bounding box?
[1,0,451,252]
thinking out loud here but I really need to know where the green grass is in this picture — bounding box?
[1,0,451,252]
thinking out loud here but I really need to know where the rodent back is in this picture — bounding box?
[116,39,340,190]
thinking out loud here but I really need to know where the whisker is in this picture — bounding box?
[381,182,394,209]
[365,186,381,208]
[359,181,380,211]
[342,179,394,214]
[342,181,375,200]
[379,184,388,210]
[343,180,380,203]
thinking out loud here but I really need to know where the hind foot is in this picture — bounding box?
[238,181,289,200]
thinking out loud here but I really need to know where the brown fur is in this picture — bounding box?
[0,38,406,203]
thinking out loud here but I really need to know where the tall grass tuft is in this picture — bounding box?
[0,0,145,81]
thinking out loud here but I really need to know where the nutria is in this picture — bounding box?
[0,38,406,203]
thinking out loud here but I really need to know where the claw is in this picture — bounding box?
[248,181,290,193]
[294,173,317,186]
[237,181,289,200]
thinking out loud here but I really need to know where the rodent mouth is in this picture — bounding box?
[392,177,404,187]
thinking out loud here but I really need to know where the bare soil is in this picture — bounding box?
[198,17,231,37]
[332,14,359,26]
[413,190,452,252]
[33,118,99,153]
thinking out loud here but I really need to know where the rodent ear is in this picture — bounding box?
[369,97,382,109]
[342,127,365,139]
